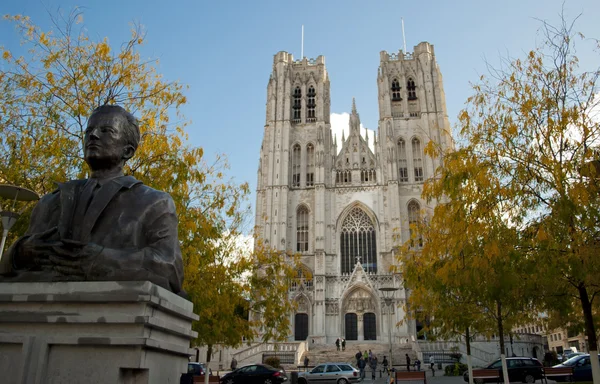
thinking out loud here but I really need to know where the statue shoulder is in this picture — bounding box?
[131,183,176,210]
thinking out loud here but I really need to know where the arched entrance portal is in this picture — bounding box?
[295,313,308,340]
[342,286,379,341]
[345,313,358,340]
[364,313,376,340]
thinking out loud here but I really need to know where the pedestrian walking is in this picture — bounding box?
[370,354,378,380]
[335,338,340,351]
[364,350,368,360]
[406,354,411,372]
[382,355,389,374]
[416,358,421,371]
[430,355,435,376]
[230,357,237,371]
[341,338,346,351]
[358,356,366,381]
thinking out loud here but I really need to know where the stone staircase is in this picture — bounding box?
[300,342,417,369]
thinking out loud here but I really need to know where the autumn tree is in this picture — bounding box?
[456,15,600,383]
[400,146,539,384]
[0,9,298,369]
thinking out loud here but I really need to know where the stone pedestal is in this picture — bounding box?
[0,281,198,384]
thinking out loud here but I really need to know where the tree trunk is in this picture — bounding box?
[497,300,510,384]
[205,344,213,384]
[466,326,474,384]
[578,284,600,384]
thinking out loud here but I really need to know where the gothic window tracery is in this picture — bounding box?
[292,144,301,187]
[397,138,408,182]
[297,206,309,252]
[307,86,316,122]
[336,170,352,185]
[293,86,302,122]
[412,138,423,182]
[306,143,315,187]
[391,78,402,101]
[340,207,377,274]
[407,78,417,100]
[408,200,423,247]
[361,169,376,183]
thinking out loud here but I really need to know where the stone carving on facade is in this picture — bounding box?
[343,288,375,314]
[341,261,376,294]
[296,295,310,313]
[325,299,339,315]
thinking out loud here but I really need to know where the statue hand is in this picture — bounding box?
[17,227,61,269]
[50,242,104,277]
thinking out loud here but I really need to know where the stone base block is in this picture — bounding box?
[0,281,198,384]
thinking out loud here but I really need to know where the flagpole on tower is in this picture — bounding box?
[301,25,304,59]
[401,18,407,53]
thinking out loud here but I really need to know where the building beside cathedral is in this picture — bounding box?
[254,42,454,345]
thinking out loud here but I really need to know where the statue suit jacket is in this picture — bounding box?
[1,176,183,293]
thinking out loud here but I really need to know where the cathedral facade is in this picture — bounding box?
[254,42,453,344]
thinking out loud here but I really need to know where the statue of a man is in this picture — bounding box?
[0,105,183,293]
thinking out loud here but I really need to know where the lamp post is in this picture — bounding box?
[0,184,39,261]
[380,286,399,370]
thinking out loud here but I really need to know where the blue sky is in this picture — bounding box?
[2,0,599,221]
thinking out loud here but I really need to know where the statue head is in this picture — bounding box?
[84,105,140,171]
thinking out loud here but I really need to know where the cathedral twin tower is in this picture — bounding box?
[255,42,453,343]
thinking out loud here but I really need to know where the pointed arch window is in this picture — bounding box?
[397,138,408,182]
[391,78,402,101]
[306,143,315,187]
[340,207,377,274]
[292,144,301,187]
[407,78,417,100]
[297,206,309,252]
[306,86,316,122]
[293,86,302,122]
[408,201,422,247]
[412,138,423,182]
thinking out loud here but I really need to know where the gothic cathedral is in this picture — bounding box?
[255,42,453,345]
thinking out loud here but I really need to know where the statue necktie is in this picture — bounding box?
[71,178,98,240]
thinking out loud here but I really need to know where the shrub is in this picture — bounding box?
[445,362,468,376]
[264,356,281,368]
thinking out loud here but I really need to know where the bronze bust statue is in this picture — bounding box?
[0,105,183,293]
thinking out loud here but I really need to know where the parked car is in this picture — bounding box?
[220,364,287,384]
[298,362,360,384]
[463,357,544,383]
[188,362,212,376]
[552,353,600,382]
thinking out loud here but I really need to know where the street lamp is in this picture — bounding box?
[379,286,399,369]
[0,184,39,261]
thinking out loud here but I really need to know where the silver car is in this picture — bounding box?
[298,362,360,384]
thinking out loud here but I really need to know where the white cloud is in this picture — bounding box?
[330,113,376,154]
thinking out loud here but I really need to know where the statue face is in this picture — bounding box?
[84,111,130,170]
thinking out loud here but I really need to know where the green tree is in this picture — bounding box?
[456,16,600,383]
[0,10,298,371]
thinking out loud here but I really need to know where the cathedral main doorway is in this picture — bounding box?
[295,313,308,341]
[342,286,379,341]
[345,313,358,340]
[363,312,376,340]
